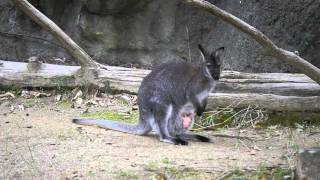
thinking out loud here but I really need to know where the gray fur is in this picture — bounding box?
[73,44,224,145]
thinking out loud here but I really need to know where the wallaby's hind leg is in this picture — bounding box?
[178,133,211,143]
[136,109,153,135]
[159,124,188,145]
[153,103,188,145]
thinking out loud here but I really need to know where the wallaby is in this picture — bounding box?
[73,44,224,145]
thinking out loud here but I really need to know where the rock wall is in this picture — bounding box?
[0,0,319,72]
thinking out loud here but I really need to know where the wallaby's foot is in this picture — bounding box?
[195,135,211,142]
[179,134,212,143]
[160,137,188,145]
[174,138,188,145]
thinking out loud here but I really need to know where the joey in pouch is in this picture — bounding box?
[73,44,224,145]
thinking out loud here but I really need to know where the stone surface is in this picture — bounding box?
[0,0,319,72]
[296,147,320,180]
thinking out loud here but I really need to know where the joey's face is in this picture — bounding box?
[180,112,196,129]
[179,103,196,130]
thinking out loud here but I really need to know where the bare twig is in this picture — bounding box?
[308,131,320,136]
[211,134,254,141]
[0,31,62,48]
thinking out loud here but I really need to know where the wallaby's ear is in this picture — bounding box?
[198,44,207,63]
[214,47,225,58]
[211,47,225,65]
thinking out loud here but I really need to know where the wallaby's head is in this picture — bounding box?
[198,44,225,80]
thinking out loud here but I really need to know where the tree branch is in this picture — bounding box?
[0,31,62,48]
[181,0,320,84]
[11,0,98,68]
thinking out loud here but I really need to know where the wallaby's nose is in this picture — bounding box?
[213,74,220,80]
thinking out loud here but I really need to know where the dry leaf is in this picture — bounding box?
[75,98,83,105]
[18,105,25,111]
[259,175,267,180]
[21,90,31,98]
[72,90,83,101]
[30,91,51,98]
[55,94,62,101]
[253,145,262,151]
[85,99,98,106]
[0,92,15,99]
[10,105,15,112]
[249,150,256,155]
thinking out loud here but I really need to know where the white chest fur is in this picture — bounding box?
[196,81,216,104]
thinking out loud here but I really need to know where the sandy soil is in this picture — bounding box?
[0,96,319,179]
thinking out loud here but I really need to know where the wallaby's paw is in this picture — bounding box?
[160,138,174,144]
[196,135,212,143]
[160,138,188,146]
[174,138,189,146]
[72,119,80,123]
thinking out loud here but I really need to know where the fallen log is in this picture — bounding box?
[220,70,314,83]
[207,93,320,112]
[1,60,319,111]
[217,82,319,96]
[1,60,319,95]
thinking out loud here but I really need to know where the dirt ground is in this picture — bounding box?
[0,95,319,180]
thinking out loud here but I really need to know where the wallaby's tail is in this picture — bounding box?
[72,118,151,135]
